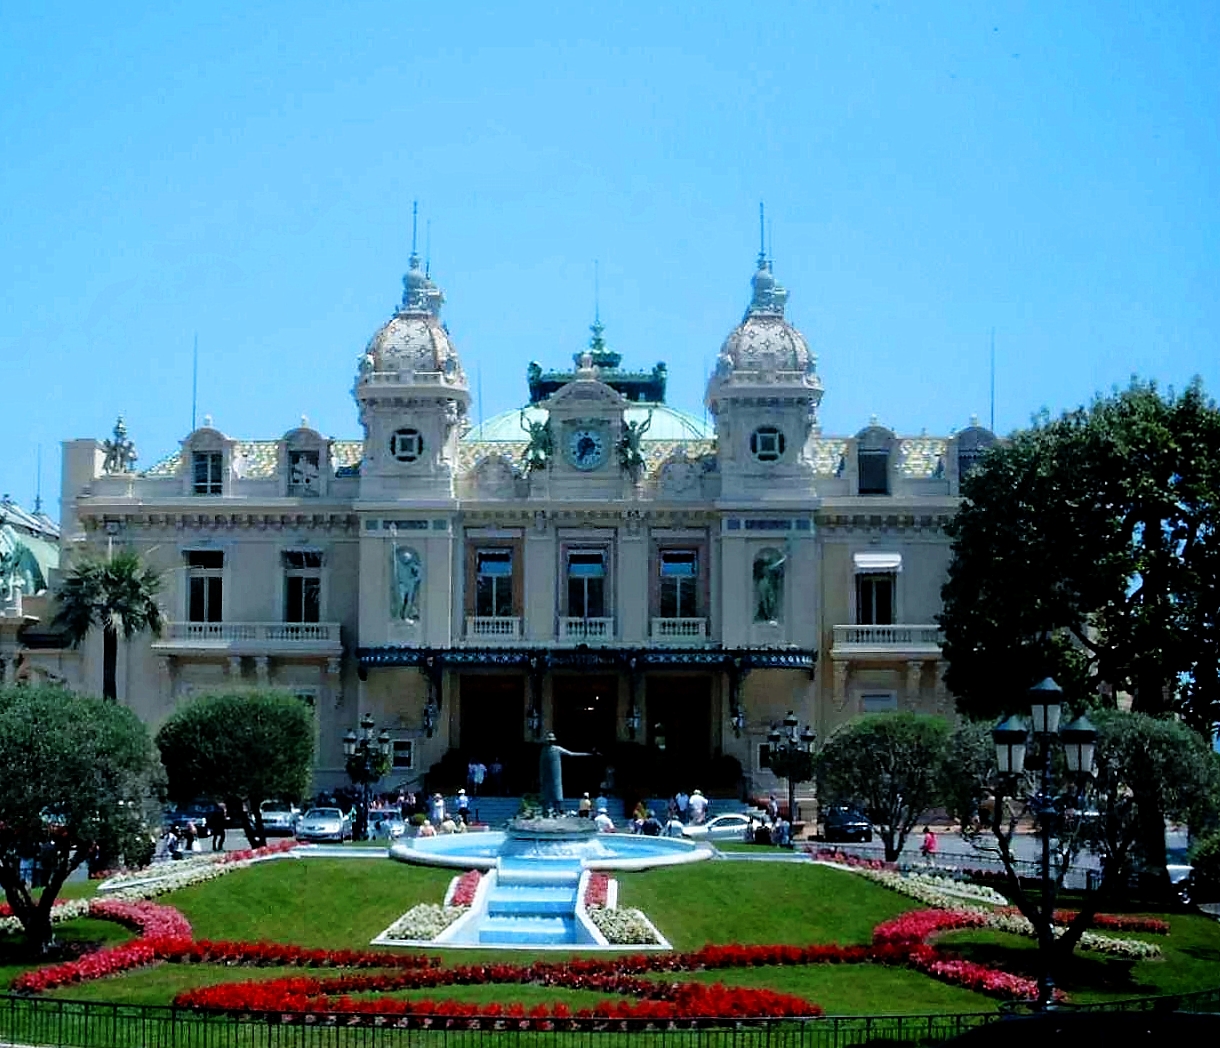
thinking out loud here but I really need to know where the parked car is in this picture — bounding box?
[295,807,353,843]
[164,800,225,837]
[682,813,762,842]
[821,806,873,843]
[259,801,301,836]
[368,808,407,840]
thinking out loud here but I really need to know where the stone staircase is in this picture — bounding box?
[477,860,582,946]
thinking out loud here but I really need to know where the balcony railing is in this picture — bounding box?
[831,624,943,657]
[152,621,342,655]
[558,617,614,643]
[650,617,708,644]
[466,616,522,641]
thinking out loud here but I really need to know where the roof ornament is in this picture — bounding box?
[745,202,788,319]
[399,201,444,316]
[101,415,138,474]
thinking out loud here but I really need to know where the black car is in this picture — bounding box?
[821,806,873,843]
[164,800,224,837]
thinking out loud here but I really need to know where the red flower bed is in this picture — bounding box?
[808,848,896,871]
[449,870,481,907]
[584,873,610,908]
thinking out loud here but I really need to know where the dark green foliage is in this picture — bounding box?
[937,720,994,830]
[155,691,315,848]
[53,550,163,701]
[0,685,161,949]
[1188,830,1220,903]
[816,713,950,860]
[939,380,1220,735]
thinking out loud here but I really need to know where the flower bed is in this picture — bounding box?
[584,873,610,909]
[377,904,469,943]
[446,870,481,907]
[585,907,662,945]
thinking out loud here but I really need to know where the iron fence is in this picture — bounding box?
[0,990,1215,1048]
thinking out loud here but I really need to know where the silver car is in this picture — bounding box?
[295,807,352,843]
[682,813,762,841]
[368,808,407,840]
[259,801,300,836]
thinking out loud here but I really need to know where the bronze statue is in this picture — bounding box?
[520,411,553,472]
[538,732,594,816]
[101,416,138,474]
[618,409,653,475]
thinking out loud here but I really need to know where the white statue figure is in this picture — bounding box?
[392,546,423,622]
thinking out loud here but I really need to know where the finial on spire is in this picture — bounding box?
[594,259,600,325]
[411,200,419,257]
[425,218,432,278]
[757,202,767,270]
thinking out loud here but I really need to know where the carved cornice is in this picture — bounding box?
[78,511,359,533]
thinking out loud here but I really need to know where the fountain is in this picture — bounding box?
[388,815,709,948]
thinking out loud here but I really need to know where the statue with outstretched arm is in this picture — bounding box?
[538,732,594,816]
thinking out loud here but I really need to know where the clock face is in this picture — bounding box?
[568,427,607,470]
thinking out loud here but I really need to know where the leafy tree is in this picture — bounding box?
[53,549,163,702]
[155,690,315,848]
[0,685,161,951]
[815,713,950,861]
[939,379,1220,736]
[963,708,1218,971]
[937,720,994,831]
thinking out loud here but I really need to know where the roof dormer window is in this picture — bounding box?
[192,452,223,495]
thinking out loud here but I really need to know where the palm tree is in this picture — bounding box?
[53,550,164,701]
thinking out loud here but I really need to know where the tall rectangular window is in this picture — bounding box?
[856,574,895,625]
[192,452,224,495]
[283,550,323,623]
[288,450,321,496]
[475,549,513,617]
[566,551,606,618]
[659,550,698,617]
[186,550,223,622]
[857,450,889,495]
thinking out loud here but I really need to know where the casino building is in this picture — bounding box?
[41,241,996,798]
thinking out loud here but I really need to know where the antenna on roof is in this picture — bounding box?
[477,364,484,435]
[425,218,432,278]
[767,216,773,266]
[34,445,43,515]
[758,202,767,268]
[989,328,996,431]
[191,333,198,433]
[594,259,600,324]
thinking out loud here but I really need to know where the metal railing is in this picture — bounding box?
[0,989,1216,1048]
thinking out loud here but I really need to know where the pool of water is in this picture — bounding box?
[389,830,709,871]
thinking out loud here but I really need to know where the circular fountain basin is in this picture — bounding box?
[390,823,710,871]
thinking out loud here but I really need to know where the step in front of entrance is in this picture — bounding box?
[487,884,577,916]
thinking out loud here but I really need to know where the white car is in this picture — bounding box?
[682,813,761,841]
[295,807,353,843]
[259,801,301,836]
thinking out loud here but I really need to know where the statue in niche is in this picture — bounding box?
[392,546,423,622]
[520,411,553,472]
[618,409,653,476]
[752,547,786,623]
[101,416,138,474]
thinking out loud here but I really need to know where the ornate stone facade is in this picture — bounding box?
[40,245,996,798]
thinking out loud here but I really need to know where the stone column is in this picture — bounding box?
[228,655,242,679]
[831,660,849,711]
[255,656,270,685]
[905,661,923,710]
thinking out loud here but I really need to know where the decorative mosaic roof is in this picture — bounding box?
[809,438,848,477]
[897,437,948,478]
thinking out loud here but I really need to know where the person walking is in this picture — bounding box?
[211,803,227,851]
[456,788,470,825]
[920,826,938,864]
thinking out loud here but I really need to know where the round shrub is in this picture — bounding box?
[1189,830,1220,902]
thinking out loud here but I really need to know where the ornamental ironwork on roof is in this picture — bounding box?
[527,320,667,405]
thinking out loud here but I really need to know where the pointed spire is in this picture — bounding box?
[746,204,787,318]
[758,201,767,271]
[400,201,443,315]
[410,200,420,269]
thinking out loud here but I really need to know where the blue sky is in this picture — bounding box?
[2,2,1217,517]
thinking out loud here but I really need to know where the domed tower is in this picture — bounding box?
[354,249,470,499]
[705,240,823,499]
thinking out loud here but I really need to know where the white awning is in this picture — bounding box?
[853,552,903,574]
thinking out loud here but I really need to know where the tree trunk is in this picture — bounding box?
[102,623,118,701]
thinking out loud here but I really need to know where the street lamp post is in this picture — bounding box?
[991,678,1097,1011]
[343,713,393,841]
[767,711,817,825]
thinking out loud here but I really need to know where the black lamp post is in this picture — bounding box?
[343,713,392,841]
[767,711,817,824]
[992,678,1097,1010]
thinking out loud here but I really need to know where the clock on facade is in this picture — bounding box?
[567,427,607,470]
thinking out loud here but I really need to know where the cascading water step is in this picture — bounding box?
[478,915,577,945]
[487,884,577,915]
[496,864,582,886]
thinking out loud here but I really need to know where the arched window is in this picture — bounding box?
[855,423,894,495]
[955,424,997,485]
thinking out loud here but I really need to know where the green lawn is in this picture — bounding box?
[2,856,1217,1016]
